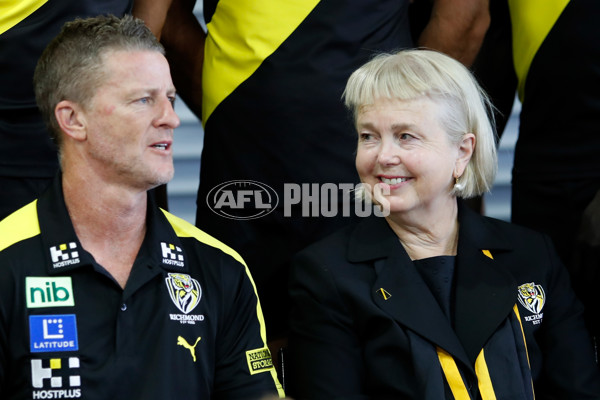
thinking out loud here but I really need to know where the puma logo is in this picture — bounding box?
[177,336,201,362]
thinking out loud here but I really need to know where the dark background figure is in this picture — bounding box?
[0,0,171,221]
[572,189,600,361]
[159,0,490,353]
[508,0,600,270]
[473,0,600,360]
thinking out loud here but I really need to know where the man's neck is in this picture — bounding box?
[62,173,148,289]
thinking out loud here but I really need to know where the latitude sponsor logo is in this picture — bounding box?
[26,277,75,308]
[29,314,78,353]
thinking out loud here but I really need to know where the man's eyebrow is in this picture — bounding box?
[126,87,177,97]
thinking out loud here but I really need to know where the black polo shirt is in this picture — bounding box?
[0,175,284,399]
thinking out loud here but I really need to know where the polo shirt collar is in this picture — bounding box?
[143,193,189,274]
[37,174,93,274]
[37,173,189,275]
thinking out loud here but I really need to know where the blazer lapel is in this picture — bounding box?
[453,201,517,364]
[372,244,472,367]
[349,216,471,367]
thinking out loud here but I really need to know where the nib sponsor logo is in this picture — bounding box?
[26,277,75,308]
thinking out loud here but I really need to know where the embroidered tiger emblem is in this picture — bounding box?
[517,282,545,315]
[165,273,202,314]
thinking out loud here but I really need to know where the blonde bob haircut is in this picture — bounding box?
[343,49,497,199]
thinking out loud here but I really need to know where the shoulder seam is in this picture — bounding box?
[160,209,246,266]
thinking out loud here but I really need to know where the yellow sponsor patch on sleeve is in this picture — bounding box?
[246,347,274,375]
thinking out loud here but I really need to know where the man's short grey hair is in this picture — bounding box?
[33,14,164,148]
[343,49,497,198]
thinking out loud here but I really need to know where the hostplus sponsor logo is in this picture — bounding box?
[206,180,390,220]
[49,242,80,269]
[30,314,78,353]
[31,357,81,399]
[161,242,185,267]
[165,273,204,324]
[26,277,75,308]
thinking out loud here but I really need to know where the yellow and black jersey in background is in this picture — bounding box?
[508,0,600,181]
[195,0,414,339]
[0,0,132,179]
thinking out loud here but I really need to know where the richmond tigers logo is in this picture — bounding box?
[517,282,545,315]
[165,273,202,314]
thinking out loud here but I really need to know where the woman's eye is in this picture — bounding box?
[359,133,373,141]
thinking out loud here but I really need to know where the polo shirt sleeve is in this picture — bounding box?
[211,254,284,399]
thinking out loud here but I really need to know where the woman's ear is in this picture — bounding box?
[455,133,476,177]
[55,100,87,141]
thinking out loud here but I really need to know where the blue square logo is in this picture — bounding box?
[29,314,78,353]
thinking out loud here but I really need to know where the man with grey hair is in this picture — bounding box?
[0,15,283,399]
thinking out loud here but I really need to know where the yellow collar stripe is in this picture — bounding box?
[437,347,471,400]
[203,0,320,123]
[0,0,48,35]
[508,0,569,101]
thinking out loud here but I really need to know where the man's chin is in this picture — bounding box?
[146,171,173,190]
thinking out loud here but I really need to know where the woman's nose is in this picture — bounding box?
[377,141,401,165]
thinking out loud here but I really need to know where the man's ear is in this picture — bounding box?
[455,133,476,177]
[55,100,87,141]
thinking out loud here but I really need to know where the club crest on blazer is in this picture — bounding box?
[517,282,545,315]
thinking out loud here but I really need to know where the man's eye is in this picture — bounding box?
[399,133,413,140]
[138,97,150,104]
[168,96,176,106]
[359,133,373,141]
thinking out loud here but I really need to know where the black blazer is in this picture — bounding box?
[288,201,600,399]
